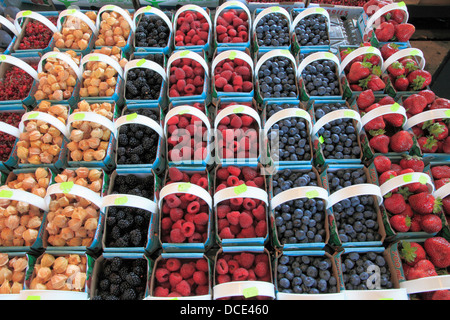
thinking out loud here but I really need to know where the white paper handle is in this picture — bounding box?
[0,188,48,211]
[271,186,329,209]
[0,15,19,37]
[382,48,425,74]
[340,46,383,75]
[404,109,450,131]
[38,51,82,82]
[101,194,157,214]
[253,6,291,34]
[167,50,209,78]
[433,182,450,200]
[115,113,164,139]
[264,108,313,135]
[20,111,70,139]
[97,5,134,32]
[291,7,330,33]
[379,172,434,196]
[361,103,407,128]
[67,111,117,138]
[213,281,275,300]
[159,182,212,209]
[81,53,124,79]
[215,1,252,32]
[214,105,261,130]
[364,1,409,36]
[165,105,211,137]
[255,49,297,78]
[45,182,103,209]
[212,50,254,76]
[0,54,38,81]
[297,51,341,80]
[0,121,20,138]
[133,5,172,33]
[57,9,98,36]
[174,5,211,37]
[326,184,383,209]
[214,185,268,206]
[15,11,58,34]
[312,109,362,136]
[400,275,450,294]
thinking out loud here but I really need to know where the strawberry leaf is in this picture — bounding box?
[424,135,438,150]
[412,75,426,91]
[429,122,446,138]
[433,196,443,214]
[400,241,417,264]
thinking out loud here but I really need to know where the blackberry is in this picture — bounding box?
[135,14,170,48]
[99,279,110,291]
[128,137,139,148]
[115,237,129,247]
[125,272,142,287]
[109,283,121,296]
[130,229,143,246]
[118,133,128,146]
[109,273,122,284]
[121,288,137,300]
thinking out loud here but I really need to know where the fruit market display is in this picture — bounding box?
[0,1,450,302]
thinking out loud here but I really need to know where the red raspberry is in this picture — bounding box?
[252,205,266,221]
[175,68,186,80]
[196,258,209,272]
[227,211,240,225]
[166,258,181,272]
[243,198,256,210]
[181,221,195,237]
[254,261,268,278]
[217,205,230,219]
[170,208,184,221]
[217,274,231,284]
[193,270,208,285]
[193,212,209,225]
[227,166,241,176]
[155,268,170,283]
[255,220,267,237]
[219,227,234,239]
[185,83,197,94]
[188,232,203,243]
[239,212,253,228]
[230,115,243,128]
[187,201,200,214]
[180,262,196,279]
[175,280,191,296]
[216,24,227,34]
[227,175,240,186]
[154,286,169,297]
[254,177,264,188]
[230,197,243,207]
[170,228,186,243]
[233,75,243,87]
[223,84,234,92]
[232,268,249,281]
[161,217,173,231]
[242,167,258,181]
[196,285,209,295]
[239,252,255,269]
[169,272,183,287]
[227,259,239,274]
[168,167,184,182]
[216,168,230,181]
[215,77,228,89]
[193,75,204,87]
[221,70,233,81]
[239,226,256,238]
[216,258,229,274]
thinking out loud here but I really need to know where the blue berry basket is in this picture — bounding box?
[290,7,331,57]
[261,100,314,167]
[0,54,39,109]
[268,165,330,251]
[66,101,119,171]
[334,246,408,300]
[0,106,26,173]
[319,163,387,249]
[10,10,58,58]
[41,167,110,256]
[274,250,345,299]
[132,6,173,56]
[114,106,166,175]
[213,1,252,52]
[158,167,214,253]
[100,169,161,255]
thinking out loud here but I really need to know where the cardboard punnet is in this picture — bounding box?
[0,252,36,300]
[212,246,275,300]
[100,169,161,255]
[0,106,26,173]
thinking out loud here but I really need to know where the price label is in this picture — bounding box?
[178,183,191,192]
[73,113,85,121]
[60,181,74,193]
[234,183,247,195]
[243,287,258,298]
[126,113,138,121]
[0,190,13,198]
[114,196,128,205]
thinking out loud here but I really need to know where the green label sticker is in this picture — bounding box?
[67,9,76,14]
[178,109,190,115]
[233,106,245,114]
[0,55,5,61]
[60,181,74,193]
[178,183,191,192]
[409,49,419,56]
[445,110,450,118]
[271,6,280,12]
[73,113,85,121]
[419,175,428,185]
[88,55,99,61]
[390,103,400,112]
[344,110,355,118]
[295,110,308,117]
[319,136,324,144]
[180,50,190,57]
[105,5,115,10]
[26,295,41,300]
[126,113,138,121]
[234,183,247,195]
[22,10,32,16]
[315,7,326,13]
[380,298,394,300]
[0,190,13,198]
[402,174,413,183]
[114,196,128,205]
[324,52,334,59]
[242,287,258,298]
[306,190,319,199]
[136,59,147,67]
[398,1,406,7]
[366,47,375,53]
[144,5,152,11]
[27,113,39,119]
[228,51,237,60]
[281,49,290,56]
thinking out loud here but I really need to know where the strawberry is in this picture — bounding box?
[407,69,432,91]
[399,155,425,172]
[361,75,385,91]
[375,21,395,42]
[383,111,405,128]
[406,259,437,280]
[431,165,450,179]
[379,169,398,185]
[410,214,422,232]
[350,84,364,92]
[442,136,450,153]
[409,192,441,215]
[380,43,400,60]
[356,89,375,110]
[418,89,436,105]
[400,58,419,74]
[394,75,409,91]
[373,155,391,173]
[390,9,406,24]
[369,129,390,153]
[400,241,427,267]
[347,62,372,83]
[387,61,405,77]
[364,103,385,131]
[403,93,428,115]
[363,53,381,67]
[429,121,449,140]
[418,136,438,153]
[420,214,443,233]
[378,96,396,106]
[426,290,450,300]
[430,98,450,110]
[434,178,450,190]
[394,23,415,42]
[389,213,411,232]
[443,197,450,215]
[424,237,450,268]
[385,193,407,214]
[389,130,413,152]
[412,126,423,138]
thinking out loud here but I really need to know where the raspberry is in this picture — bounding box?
[193,212,209,225]
[154,286,169,297]
[217,205,230,219]
[166,195,181,209]
[223,84,234,92]
[196,177,208,190]
[248,269,257,281]
[188,232,203,243]
[168,292,182,297]
[242,81,253,92]
[230,197,243,207]
[227,259,239,274]
[168,167,184,182]
[170,228,186,243]
[221,70,233,81]
[196,285,209,295]
[175,280,191,296]
[242,167,258,181]
[230,115,243,128]
[196,259,209,272]
[215,77,228,89]
[219,227,234,239]
[161,217,173,231]
[175,68,186,80]
[216,258,229,274]
[227,166,241,176]
[254,177,265,188]
[180,263,196,279]
[233,75,243,87]
[193,271,208,285]
[232,268,249,281]
[193,75,204,87]
[239,226,256,238]
[227,175,240,186]
[239,252,255,269]
[239,212,253,228]
[166,258,181,272]
[155,268,170,283]
[169,272,183,287]
[217,274,231,284]
[187,201,200,214]
[216,24,227,34]
[217,168,230,180]
[255,220,267,237]
[255,254,269,264]
[252,205,266,221]
[170,208,184,221]
[254,261,268,278]
[227,211,241,226]
[181,221,195,237]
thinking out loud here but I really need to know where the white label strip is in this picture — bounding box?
[339,46,382,76]
[271,186,329,210]
[67,111,117,138]
[20,111,70,139]
[379,172,434,196]
[213,281,275,300]
[81,53,124,79]
[264,108,313,135]
[45,182,103,209]
[38,51,82,81]
[18,289,88,300]
[297,51,341,79]
[166,50,209,78]
[57,9,98,36]
[133,6,172,33]
[382,48,425,74]
[101,194,157,214]
[312,109,362,136]
[0,187,48,211]
[15,11,58,34]
[343,288,408,300]
[361,103,407,128]
[214,104,261,130]
[276,292,345,300]
[0,54,39,81]
[165,105,211,136]
[213,185,268,206]
[115,114,164,139]
[326,184,383,209]
[159,182,212,209]
[0,121,20,138]
[400,275,450,294]
[433,182,450,200]
[404,109,450,131]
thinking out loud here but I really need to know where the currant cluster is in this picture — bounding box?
[0,112,22,161]
[0,64,37,101]
[19,16,57,50]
